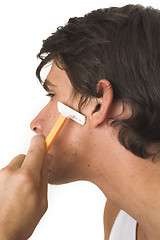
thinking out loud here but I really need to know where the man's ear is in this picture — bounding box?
[91,79,113,128]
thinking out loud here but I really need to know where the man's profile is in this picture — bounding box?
[0,4,160,240]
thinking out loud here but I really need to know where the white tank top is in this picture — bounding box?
[109,210,137,240]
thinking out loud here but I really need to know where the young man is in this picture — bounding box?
[0,4,160,240]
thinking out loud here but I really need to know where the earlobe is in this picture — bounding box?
[91,79,113,128]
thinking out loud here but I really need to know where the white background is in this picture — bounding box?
[0,0,160,239]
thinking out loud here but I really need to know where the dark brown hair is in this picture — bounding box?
[36,4,160,160]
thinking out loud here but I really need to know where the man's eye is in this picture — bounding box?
[46,93,55,100]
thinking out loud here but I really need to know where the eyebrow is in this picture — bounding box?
[43,79,56,91]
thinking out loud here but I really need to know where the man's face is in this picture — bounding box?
[30,62,91,185]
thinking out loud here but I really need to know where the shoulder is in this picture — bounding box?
[103,199,121,240]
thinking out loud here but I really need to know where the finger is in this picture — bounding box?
[39,158,49,199]
[39,154,52,196]
[21,134,46,178]
[8,154,26,170]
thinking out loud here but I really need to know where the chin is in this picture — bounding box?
[47,169,78,185]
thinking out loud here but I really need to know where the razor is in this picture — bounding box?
[45,102,86,152]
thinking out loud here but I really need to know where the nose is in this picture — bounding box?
[30,113,44,134]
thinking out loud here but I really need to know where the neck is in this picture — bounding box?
[91,132,160,240]
[131,169,160,240]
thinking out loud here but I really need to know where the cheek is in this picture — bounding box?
[54,120,81,150]
[45,109,61,136]
[61,120,87,151]
[48,119,87,162]
[47,120,93,184]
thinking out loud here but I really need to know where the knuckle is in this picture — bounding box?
[12,154,26,161]
[17,169,35,189]
[0,166,12,176]
[17,154,26,159]
[0,167,13,185]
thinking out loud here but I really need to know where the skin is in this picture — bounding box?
[1,62,160,239]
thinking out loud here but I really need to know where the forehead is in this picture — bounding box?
[45,62,73,91]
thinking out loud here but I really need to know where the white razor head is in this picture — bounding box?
[57,102,85,125]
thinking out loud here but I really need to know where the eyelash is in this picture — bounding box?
[46,93,55,100]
